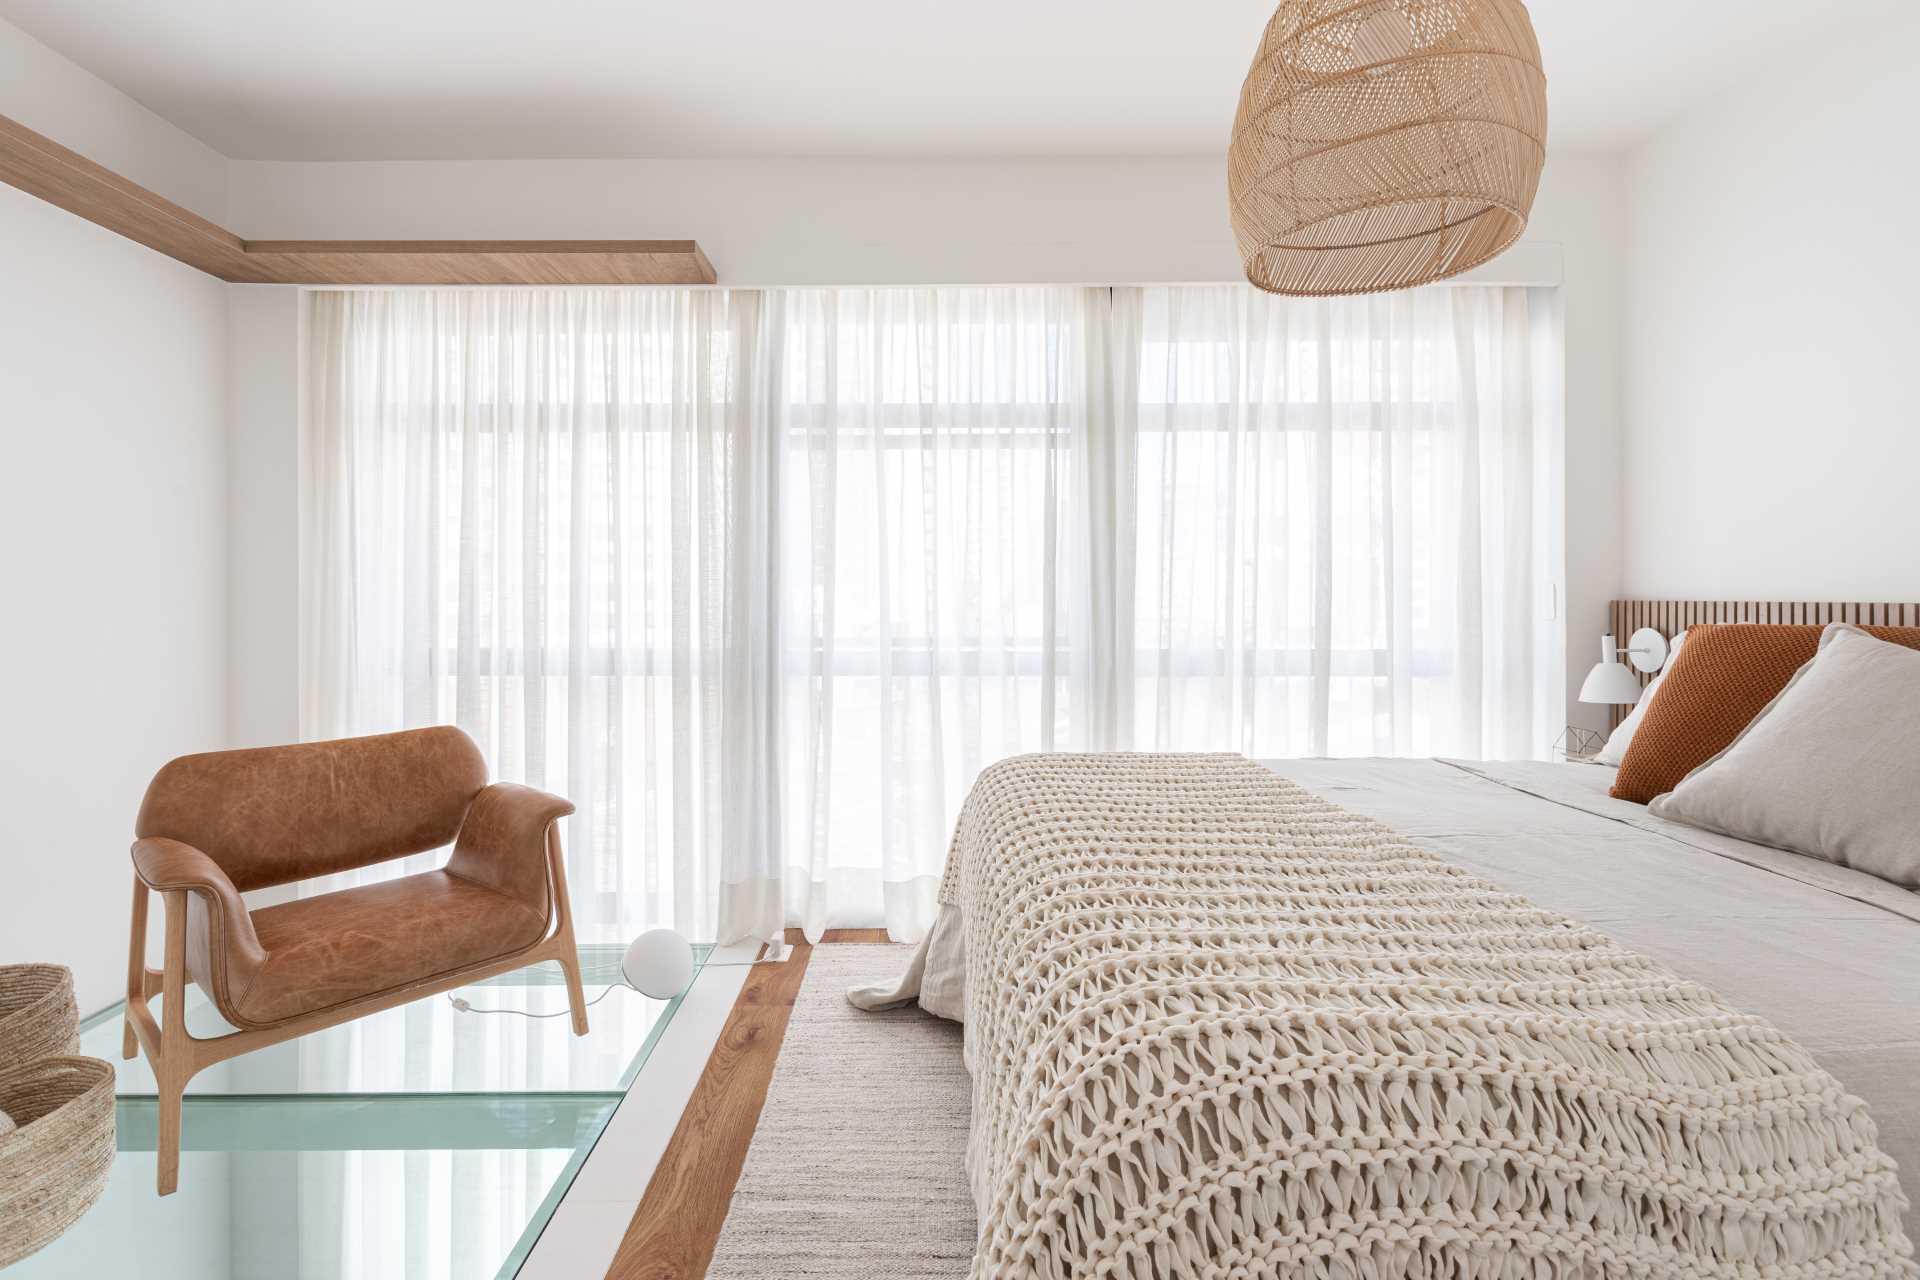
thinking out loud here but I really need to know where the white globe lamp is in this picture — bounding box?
[622,928,695,999]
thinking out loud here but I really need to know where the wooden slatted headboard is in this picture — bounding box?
[1604,599,1920,727]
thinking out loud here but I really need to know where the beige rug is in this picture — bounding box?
[705,944,976,1279]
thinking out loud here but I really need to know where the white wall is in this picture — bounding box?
[1528,154,1625,730]
[1623,10,1920,601]
[227,286,305,749]
[0,14,227,221]
[227,154,1582,290]
[230,156,1243,286]
[0,181,229,1013]
[0,13,235,1017]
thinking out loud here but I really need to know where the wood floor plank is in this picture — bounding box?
[605,929,894,1279]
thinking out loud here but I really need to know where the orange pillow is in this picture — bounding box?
[1610,623,1920,804]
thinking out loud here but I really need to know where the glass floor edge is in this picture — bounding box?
[21,942,708,1280]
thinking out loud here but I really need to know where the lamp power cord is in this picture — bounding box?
[447,984,623,1018]
[444,938,793,1018]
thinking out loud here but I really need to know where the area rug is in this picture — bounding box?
[704,944,976,1279]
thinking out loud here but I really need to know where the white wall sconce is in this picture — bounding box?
[1578,628,1669,706]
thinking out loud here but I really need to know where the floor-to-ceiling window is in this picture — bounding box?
[304,282,1562,949]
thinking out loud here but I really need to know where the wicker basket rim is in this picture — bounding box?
[0,964,74,1001]
[0,1053,111,1084]
[0,1056,115,1138]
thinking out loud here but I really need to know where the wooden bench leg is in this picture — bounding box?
[155,889,194,1196]
[547,824,590,1037]
[124,876,148,1060]
[559,946,590,1037]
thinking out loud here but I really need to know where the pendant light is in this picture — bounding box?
[1228,0,1548,297]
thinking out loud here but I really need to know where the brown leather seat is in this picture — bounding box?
[233,871,548,1027]
[124,727,590,1193]
[129,726,575,1031]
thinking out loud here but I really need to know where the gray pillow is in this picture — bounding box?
[1650,623,1920,889]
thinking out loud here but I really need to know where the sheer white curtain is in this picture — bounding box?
[1117,285,1559,759]
[770,287,1105,937]
[303,288,781,947]
[304,283,1560,951]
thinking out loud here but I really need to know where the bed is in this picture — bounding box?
[855,753,1919,1276]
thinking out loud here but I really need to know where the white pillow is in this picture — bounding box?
[1593,629,1685,766]
[1650,624,1920,888]
[0,1105,13,1138]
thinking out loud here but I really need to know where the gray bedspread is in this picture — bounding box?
[1267,757,1920,1210]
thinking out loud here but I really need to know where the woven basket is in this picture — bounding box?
[0,1056,117,1265]
[0,965,79,1066]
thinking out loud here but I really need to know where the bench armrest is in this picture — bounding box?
[130,836,267,976]
[446,784,575,921]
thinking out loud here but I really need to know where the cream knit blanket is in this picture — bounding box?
[946,753,1914,1279]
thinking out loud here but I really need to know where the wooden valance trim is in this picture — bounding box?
[0,113,716,286]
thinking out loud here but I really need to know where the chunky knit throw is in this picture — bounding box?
[949,753,1914,1279]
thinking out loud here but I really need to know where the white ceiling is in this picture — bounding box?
[0,1,1906,161]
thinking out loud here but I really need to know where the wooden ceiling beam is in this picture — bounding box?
[0,111,266,280]
[241,240,717,286]
[0,112,716,286]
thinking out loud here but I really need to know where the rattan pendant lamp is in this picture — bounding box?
[1228,0,1547,296]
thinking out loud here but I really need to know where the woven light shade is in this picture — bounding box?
[1228,0,1547,297]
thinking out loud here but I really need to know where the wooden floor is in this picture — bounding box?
[605,928,893,1280]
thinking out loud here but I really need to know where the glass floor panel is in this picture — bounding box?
[12,943,702,1280]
